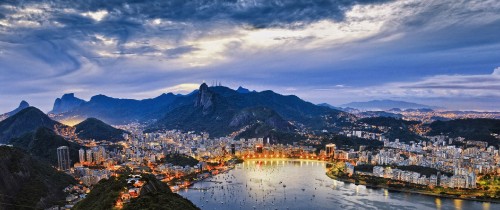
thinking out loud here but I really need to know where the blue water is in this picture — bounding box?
[178,159,498,210]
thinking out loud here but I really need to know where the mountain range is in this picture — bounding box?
[340,100,441,110]
[147,83,352,138]
[49,84,353,139]
[0,106,127,146]
[50,92,181,124]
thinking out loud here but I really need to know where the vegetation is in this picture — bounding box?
[74,117,128,142]
[0,146,76,209]
[72,175,127,210]
[0,107,61,143]
[326,160,348,178]
[236,123,305,145]
[74,172,199,210]
[149,84,351,137]
[427,118,500,147]
[477,175,500,199]
[359,117,425,143]
[160,153,199,167]
[124,175,198,210]
[10,127,83,166]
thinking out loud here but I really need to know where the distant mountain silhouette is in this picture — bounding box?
[317,103,359,112]
[0,100,30,121]
[50,93,86,114]
[359,111,403,119]
[236,86,254,93]
[0,107,62,144]
[52,92,181,124]
[341,100,441,110]
[74,118,128,142]
[50,84,352,138]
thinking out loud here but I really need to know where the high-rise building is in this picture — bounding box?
[326,144,336,158]
[86,149,93,163]
[79,148,86,163]
[231,143,236,155]
[57,146,71,171]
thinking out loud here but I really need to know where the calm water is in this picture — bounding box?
[178,159,498,210]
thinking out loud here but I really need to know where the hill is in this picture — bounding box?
[427,118,500,147]
[149,83,350,138]
[341,100,439,110]
[73,173,198,210]
[123,174,199,210]
[0,146,76,209]
[9,127,83,166]
[74,118,127,142]
[0,107,62,144]
[359,117,424,143]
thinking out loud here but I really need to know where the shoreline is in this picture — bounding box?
[326,173,500,204]
[177,158,500,204]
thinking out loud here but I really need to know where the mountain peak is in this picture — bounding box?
[0,106,61,144]
[61,93,76,99]
[200,82,209,89]
[74,117,127,142]
[236,86,251,94]
[195,83,215,113]
[51,93,85,114]
[19,100,29,108]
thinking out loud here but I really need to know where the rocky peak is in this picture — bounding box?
[19,100,29,108]
[51,93,85,114]
[61,93,76,100]
[2,100,30,117]
[195,83,215,113]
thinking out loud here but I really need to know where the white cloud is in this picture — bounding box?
[81,10,108,22]
[494,67,500,75]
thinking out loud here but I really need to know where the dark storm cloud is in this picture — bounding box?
[0,0,393,27]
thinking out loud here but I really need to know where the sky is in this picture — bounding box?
[0,0,499,113]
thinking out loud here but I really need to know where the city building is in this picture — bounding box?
[57,146,71,171]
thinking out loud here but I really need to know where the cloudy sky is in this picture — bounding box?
[1,0,499,113]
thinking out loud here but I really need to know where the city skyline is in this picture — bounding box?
[1,0,499,112]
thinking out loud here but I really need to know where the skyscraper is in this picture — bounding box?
[86,149,93,163]
[79,148,85,163]
[326,144,336,158]
[57,146,70,171]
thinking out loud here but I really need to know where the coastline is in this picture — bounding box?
[326,172,500,204]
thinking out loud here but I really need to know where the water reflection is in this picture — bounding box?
[178,159,498,210]
[435,198,442,210]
